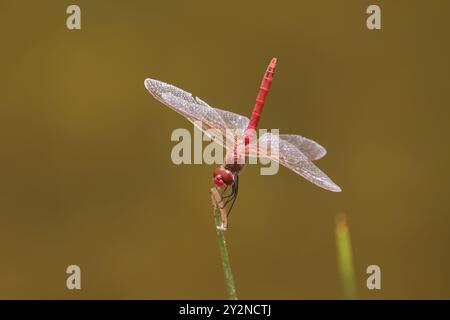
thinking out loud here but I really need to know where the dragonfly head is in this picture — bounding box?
[213,167,234,188]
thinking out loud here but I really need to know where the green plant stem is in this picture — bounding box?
[336,214,357,300]
[213,202,237,300]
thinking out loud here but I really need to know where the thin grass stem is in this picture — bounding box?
[336,213,357,299]
[211,188,237,300]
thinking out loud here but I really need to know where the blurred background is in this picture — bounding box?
[0,0,449,299]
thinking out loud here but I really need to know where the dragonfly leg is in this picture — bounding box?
[218,183,235,208]
[227,175,239,218]
[218,180,237,209]
[218,175,239,217]
[218,190,235,209]
[220,187,235,200]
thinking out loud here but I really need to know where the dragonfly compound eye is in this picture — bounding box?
[213,167,234,187]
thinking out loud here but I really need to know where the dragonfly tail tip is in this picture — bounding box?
[270,57,278,67]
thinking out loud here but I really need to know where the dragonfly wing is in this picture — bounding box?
[283,160,342,192]
[145,79,238,149]
[255,133,341,192]
[213,108,249,137]
[279,134,327,161]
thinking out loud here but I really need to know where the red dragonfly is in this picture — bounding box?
[145,58,341,217]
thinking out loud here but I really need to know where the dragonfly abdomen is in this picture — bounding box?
[245,57,277,144]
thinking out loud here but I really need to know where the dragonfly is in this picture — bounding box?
[145,58,341,224]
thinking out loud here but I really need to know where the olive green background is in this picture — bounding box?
[1,0,449,299]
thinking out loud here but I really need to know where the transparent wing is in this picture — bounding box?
[212,108,249,137]
[243,133,341,192]
[278,134,327,161]
[144,79,249,148]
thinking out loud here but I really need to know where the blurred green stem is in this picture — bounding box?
[336,214,357,299]
[211,188,237,300]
